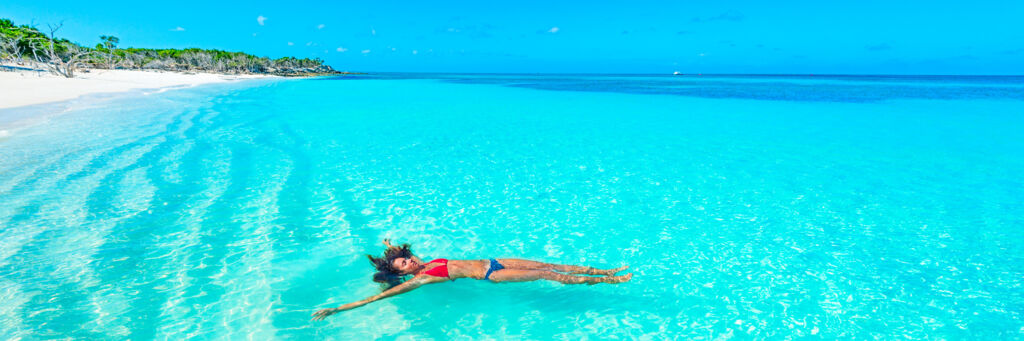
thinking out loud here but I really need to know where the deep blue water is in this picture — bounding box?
[1,74,1022,339]
[332,73,1024,102]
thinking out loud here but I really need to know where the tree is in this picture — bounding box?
[0,23,26,64]
[32,23,93,78]
[0,34,14,62]
[98,35,119,68]
[99,35,118,49]
[4,17,337,76]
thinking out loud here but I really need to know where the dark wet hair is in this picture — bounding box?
[367,243,414,289]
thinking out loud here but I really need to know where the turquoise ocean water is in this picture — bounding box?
[1,74,1023,339]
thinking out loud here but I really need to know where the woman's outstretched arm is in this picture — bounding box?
[311,276,437,320]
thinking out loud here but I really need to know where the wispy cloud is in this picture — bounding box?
[317,24,325,30]
[676,30,692,35]
[865,43,892,51]
[361,49,371,54]
[257,15,267,26]
[306,41,314,46]
[691,11,744,23]
[537,26,560,34]
[170,26,185,32]
[412,50,418,55]
[436,23,496,39]
[336,47,348,52]
[287,42,294,46]
[371,27,377,36]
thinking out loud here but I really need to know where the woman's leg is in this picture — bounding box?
[487,269,631,284]
[496,259,628,276]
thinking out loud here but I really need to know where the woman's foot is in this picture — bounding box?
[606,273,632,283]
[588,273,632,285]
[594,265,629,276]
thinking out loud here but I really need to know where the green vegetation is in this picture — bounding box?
[1,18,337,77]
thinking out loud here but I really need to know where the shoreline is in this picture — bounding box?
[0,67,277,110]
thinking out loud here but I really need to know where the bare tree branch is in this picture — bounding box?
[29,21,96,78]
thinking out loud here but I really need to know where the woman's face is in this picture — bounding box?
[391,257,419,274]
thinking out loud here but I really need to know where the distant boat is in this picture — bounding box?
[673,71,682,75]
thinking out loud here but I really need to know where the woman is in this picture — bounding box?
[312,239,631,320]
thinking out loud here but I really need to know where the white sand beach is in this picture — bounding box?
[0,67,271,110]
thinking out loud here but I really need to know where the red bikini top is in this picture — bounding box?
[421,259,449,278]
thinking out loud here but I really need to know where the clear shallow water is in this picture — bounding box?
[1,74,1023,339]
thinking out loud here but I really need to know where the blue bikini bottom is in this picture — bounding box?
[484,258,505,281]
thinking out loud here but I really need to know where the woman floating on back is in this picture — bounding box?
[312,239,632,320]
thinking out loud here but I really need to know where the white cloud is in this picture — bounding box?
[548,26,560,33]
[412,50,418,54]
[170,26,185,32]
[257,15,267,26]
[361,49,371,54]
[336,47,348,52]
[252,33,258,37]
[306,41,313,46]
[371,28,376,36]
[317,24,325,30]
[287,42,294,46]
[390,47,396,51]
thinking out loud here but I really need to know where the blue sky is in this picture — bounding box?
[3,0,1023,74]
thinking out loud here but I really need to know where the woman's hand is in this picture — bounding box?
[311,307,339,321]
[311,302,362,321]
[383,238,394,248]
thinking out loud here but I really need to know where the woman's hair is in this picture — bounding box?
[367,243,414,289]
